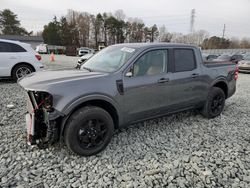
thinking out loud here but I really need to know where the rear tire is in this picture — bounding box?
[12,64,34,81]
[201,87,225,118]
[64,106,114,156]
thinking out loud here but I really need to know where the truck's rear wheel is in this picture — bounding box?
[64,106,114,156]
[201,87,225,118]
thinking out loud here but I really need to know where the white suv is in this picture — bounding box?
[0,39,44,80]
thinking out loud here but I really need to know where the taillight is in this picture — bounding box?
[35,54,41,61]
[234,66,239,80]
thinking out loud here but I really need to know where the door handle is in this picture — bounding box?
[10,56,16,59]
[157,78,169,83]
[191,73,199,78]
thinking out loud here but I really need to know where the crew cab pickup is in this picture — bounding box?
[18,43,238,156]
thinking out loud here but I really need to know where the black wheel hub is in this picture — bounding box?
[211,94,223,114]
[78,119,107,149]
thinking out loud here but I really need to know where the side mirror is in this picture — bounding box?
[125,71,133,77]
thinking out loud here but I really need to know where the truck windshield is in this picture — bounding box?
[81,46,137,72]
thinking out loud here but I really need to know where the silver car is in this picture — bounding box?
[238,54,250,73]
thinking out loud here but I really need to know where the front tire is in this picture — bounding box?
[201,87,225,118]
[64,106,114,156]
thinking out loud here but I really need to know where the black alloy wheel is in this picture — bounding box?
[78,119,108,149]
[64,106,114,156]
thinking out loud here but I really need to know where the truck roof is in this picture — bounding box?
[112,42,198,49]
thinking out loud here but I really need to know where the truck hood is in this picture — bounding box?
[18,69,107,91]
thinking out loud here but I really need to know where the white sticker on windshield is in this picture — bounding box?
[121,47,135,53]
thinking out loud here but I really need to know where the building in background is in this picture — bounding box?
[0,35,44,49]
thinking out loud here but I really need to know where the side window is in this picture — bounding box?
[0,42,26,52]
[10,43,26,52]
[132,50,167,77]
[174,49,196,72]
[0,42,11,52]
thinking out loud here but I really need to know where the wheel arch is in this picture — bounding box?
[60,97,120,141]
[212,80,228,98]
[11,62,35,77]
[10,62,36,76]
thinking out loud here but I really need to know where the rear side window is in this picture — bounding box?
[0,42,11,52]
[174,49,196,72]
[11,43,26,52]
[0,42,26,52]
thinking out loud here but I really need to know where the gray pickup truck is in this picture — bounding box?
[19,43,238,156]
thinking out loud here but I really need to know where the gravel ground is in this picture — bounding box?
[0,73,250,188]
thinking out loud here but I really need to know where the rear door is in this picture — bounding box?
[170,48,206,109]
[0,41,26,77]
[0,41,16,76]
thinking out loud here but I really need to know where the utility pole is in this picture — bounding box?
[190,9,195,34]
[222,24,226,38]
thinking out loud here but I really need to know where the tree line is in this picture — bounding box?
[42,9,160,49]
[1,9,250,49]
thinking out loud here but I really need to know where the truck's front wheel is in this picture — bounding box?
[64,106,114,156]
[201,87,225,118]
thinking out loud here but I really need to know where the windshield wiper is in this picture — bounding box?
[82,66,93,72]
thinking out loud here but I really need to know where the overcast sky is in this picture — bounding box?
[1,0,250,38]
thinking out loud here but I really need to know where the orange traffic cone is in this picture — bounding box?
[50,52,55,62]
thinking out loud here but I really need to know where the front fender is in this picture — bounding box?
[61,94,121,116]
[58,94,122,143]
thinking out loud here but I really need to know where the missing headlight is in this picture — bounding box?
[34,91,54,111]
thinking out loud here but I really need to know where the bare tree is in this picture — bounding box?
[170,30,208,45]
[114,9,126,21]
[125,17,145,43]
[240,37,250,48]
[158,25,173,42]
[229,37,240,48]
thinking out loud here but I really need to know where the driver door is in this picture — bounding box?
[122,49,174,123]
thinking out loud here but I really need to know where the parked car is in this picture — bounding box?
[35,44,48,54]
[231,54,244,63]
[213,54,243,64]
[207,54,219,61]
[238,54,250,73]
[202,53,219,61]
[19,43,238,156]
[78,47,94,57]
[76,53,94,69]
[0,39,44,80]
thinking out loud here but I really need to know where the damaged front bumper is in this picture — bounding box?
[25,91,63,148]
